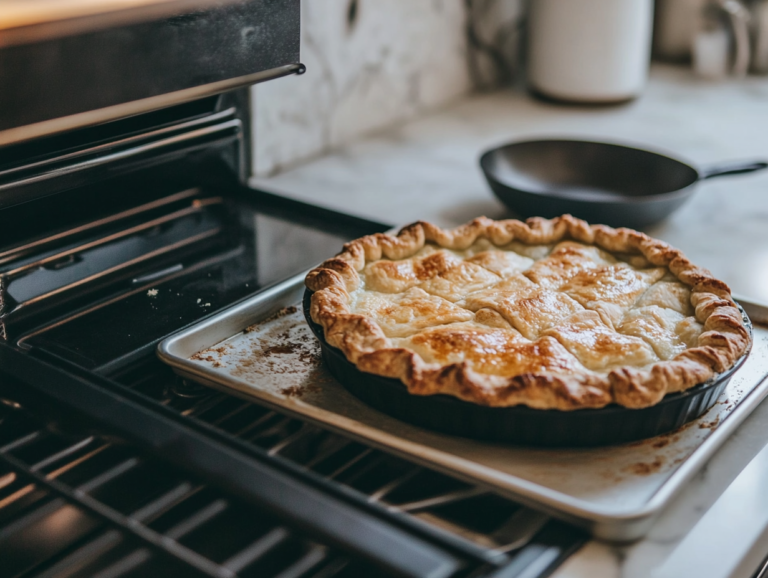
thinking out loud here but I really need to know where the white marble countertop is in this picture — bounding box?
[253,64,768,304]
[251,64,768,577]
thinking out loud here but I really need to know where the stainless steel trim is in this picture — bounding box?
[0,64,303,147]
[1,0,251,47]
[0,108,236,181]
[157,276,768,541]
[0,120,241,191]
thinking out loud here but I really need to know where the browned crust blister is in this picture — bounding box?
[305,215,751,410]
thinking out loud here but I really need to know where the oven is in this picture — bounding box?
[0,2,587,577]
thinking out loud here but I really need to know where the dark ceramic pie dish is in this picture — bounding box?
[303,290,752,447]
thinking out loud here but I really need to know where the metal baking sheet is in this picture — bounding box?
[158,275,768,541]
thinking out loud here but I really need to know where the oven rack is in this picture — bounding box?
[0,157,586,577]
[0,346,586,578]
[115,358,586,558]
[0,399,389,578]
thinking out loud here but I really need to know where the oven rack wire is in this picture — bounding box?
[113,358,588,574]
[0,348,586,578]
[0,401,390,578]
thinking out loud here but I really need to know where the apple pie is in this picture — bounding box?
[305,216,750,410]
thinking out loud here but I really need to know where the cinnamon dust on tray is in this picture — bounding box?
[189,306,325,388]
[263,344,298,355]
[280,384,321,398]
[189,353,223,368]
[188,304,332,402]
[651,437,672,449]
[626,456,665,476]
[698,415,721,430]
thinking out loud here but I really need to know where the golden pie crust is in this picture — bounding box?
[305,216,750,410]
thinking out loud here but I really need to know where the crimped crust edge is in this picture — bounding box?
[305,215,751,410]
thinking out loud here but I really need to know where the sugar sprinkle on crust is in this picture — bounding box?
[305,215,750,410]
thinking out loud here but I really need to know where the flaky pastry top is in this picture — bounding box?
[305,216,750,410]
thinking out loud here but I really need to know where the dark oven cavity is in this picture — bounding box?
[0,7,586,574]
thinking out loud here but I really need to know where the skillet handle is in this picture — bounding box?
[700,160,768,179]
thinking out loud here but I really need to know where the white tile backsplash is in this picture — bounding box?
[252,0,523,177]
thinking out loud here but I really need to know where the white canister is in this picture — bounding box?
[527,0,654,103]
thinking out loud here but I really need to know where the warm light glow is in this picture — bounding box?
[0,482,34,511]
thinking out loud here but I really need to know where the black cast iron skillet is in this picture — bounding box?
[480,139,768,229]
[304,290,752,447]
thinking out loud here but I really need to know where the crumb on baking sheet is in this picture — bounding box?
[652,438,671,449]
[278,305,299,317]
[189,352,223,368]
[625,428,680,449]
[627,456,665,476]
[280,384,321,398]
[189,306,324,394]
[699,416,721,430]
[263,344,298,356]
[147,288,158,297]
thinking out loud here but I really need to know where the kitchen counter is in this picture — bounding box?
[251,64,768,577]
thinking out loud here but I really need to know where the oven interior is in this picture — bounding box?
[0,57,587,578]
